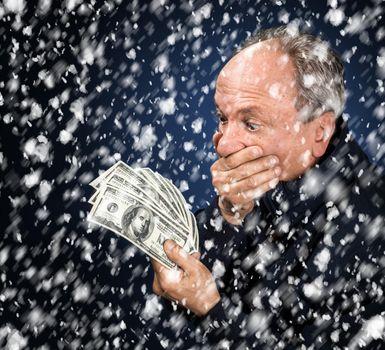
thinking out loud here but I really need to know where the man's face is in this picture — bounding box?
[214,39,319,181]
[131,208,150,236]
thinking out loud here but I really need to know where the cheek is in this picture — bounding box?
[300,150,312,167]
[258,129,287,157]
[243,133,263,148]
[273,145,291,166]
[270,133,300,166]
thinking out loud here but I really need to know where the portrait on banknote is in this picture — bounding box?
[121,205,154,242]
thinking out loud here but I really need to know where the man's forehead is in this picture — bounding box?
[240,38,283,57]
[219,39,290,77]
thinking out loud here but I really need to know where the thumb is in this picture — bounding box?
[191,252,201,260]
[163,240,195,273]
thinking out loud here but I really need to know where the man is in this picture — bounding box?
[122,205,152,242]
[152,26,385,349]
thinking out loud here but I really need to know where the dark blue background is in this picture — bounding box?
[0,0,384,348]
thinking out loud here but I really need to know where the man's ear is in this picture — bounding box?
[312,112,336,158]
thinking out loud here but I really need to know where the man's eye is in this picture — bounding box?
[215,112,227,125]
[214,109,227,125]
[246,122,260,131]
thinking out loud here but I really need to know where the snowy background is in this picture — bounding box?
[0,0,384,348]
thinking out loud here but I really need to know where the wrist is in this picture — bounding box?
[218,197,254,225]
[196,292,221,317]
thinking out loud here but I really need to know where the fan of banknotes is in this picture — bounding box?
[87,161,199,269]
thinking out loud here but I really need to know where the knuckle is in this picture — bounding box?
[238,168,249,179]
[268,156,278,168]
[250,162,261,174]
[225,158,235,170]
[266,169,277,182]
[265,158,273,168]
[273,166,282,177]
[246,176,257,188]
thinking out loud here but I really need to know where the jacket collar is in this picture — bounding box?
[261,118,364,236]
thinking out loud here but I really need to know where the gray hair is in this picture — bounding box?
[236,26,345,122]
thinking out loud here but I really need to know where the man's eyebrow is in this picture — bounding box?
[213,104,263,118]
[237,107,262,115]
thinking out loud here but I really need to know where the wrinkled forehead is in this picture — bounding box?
[218,39,293,84]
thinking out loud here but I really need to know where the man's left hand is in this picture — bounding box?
[152,240,220,317]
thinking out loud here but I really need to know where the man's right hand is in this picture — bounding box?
[211,133,281,225]
[152,241,220,317]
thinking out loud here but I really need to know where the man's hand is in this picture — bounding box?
[211,133,281,224]
[152,240,220,317]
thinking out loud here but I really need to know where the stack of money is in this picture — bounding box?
[87,161,199,269]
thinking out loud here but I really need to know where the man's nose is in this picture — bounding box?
[215,124,246,157]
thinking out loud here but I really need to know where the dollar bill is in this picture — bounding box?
[105,162,184,225]
[89,186,196,269]
[88,161,199,269]
[106,172,187,230]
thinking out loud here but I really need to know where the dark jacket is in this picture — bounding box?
[194,122,385,349]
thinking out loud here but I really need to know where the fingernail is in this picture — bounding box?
[179,248,188,258]
[270,157,278,167]
[165,240,176,251]
[253,147,262,157]
[274,166,282,176]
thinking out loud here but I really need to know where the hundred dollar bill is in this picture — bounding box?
[89,161,123,189]
[190,212,199,250]
[106,173,190,238]
[89,185,196,269]
[139,169,183,217]
[155,173,188,225]
[105,162,184,224]
[104,178,198,254]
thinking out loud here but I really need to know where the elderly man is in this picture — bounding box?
[152,26,385,349]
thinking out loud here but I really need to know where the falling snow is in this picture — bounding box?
[1,0,384,349]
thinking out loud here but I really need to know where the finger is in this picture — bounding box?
[151,258,169,275]
[163,240,197,273]
[152,274,163,296]
[151,257,183,286]
[212,156,279,190]
[190,252,201,260]
[213,145,263,171]
[218,167,281,196]
[228,177,280,204]
[220,156,280,183]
